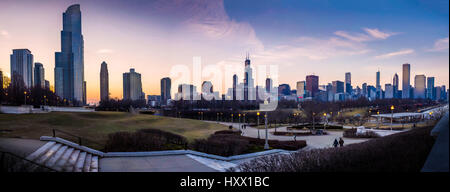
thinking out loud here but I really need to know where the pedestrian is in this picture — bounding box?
[294,134,297,141]
[339,137,344,147]
[333,138,338,148]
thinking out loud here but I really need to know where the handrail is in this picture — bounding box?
[0,150,58,172]
[52,129,107,152]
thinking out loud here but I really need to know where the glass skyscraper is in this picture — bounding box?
[54,4,85,105]
[34,62,45,88]
[10,49,33,88]
[402,63,410,99]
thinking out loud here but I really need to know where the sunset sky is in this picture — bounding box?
[0,0,448,103]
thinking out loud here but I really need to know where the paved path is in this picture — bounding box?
[0,138,46,157]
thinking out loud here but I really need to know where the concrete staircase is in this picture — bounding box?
[25,141,99,172]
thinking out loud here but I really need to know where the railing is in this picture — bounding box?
[52,129,107,152]
[0,150,57,172]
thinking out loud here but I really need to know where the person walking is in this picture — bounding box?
[333,138,339,148]
[339,137,344,147]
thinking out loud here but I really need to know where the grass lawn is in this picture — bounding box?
[0,111,229,149]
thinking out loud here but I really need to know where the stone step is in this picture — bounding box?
[74,152,87,172]
[25,141,56,161]
[83,154,92,172]
[35,143,62,165]
[45,145,68,168]
[65,150,80,172]
[53,147,74,172]
[90,156,99,172]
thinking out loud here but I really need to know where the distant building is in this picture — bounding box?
[385,84,394,99]
[160,77,171,105]
[147,95,161,107]
[414,75,426,99]
[376,70,381,99]
[45,80,50,90]
[278,84,291,96]
[362,83,367,98]
[177,84,197,101]
[393,73,399,98]
[402,63,411,99]
[427,77,435,100]
[100,61,109,101]
[345,72,352,94]
[123,68,143,101]
[34,62,45,88]
[296,81,306,98]
[306,75,319,97]
[367,85,377,100]
[10,49,33,87]
[332,81,344,94]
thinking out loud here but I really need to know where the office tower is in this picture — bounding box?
[10,49,33,87]
[393,73,399,98]
[332,81,344,94]
[345,72,352,94]
[278,84,291,96]
[265,77,272,93]
[178,84,196,101]
[233,74,238,101]
[385,84,394,99]
[123,68,143,101]
[376,70,381,99]
[34,63,45,88]
[243,54,254,102]
[427,77,435,100]
[306,75,319,97]
[160,77,171,105]
[83,81,86,105]
[414,75,426,99]
[402,63,410,99]
[100,61,109,101]
[367,85,377,100]
[296,81,306,98]
[362,83,367,98]
[54,4,85,104]
[45,80,50,90]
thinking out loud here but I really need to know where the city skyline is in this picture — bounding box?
[0,0,448,103]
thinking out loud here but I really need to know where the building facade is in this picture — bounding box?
[160,77,171,105]
[100,61,109,101]
[414,75,426,99]
[306,75,319,97]
[34,63,45,88]
[402,63,410,99]
[123,68,143,101]
[10,49,33,88]
[427,77,435,100]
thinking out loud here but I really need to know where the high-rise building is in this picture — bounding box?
[177,84,196,101]
[362,83,367,98]
[385,84,394,99]
[265,77,272,93]
[0,70,3,91]
[123,68,143,101]
[243,54,254,102]
[34,63,45,88]
[45,80,50,90]
[332,81,344,94]
[414,75,426,99]
[376,70,381,99]
[10,49,33,87]
[233,74,238,101]
[54,4,85,104]
[296,81,306,98]
[345,72,352,94]
[278,84,291,96]
[427,77,435,100]
[402,63,411,99]
[393,73,399,98]
[100,61,109,101]
[306,75,319,97]
[160,77,171,105]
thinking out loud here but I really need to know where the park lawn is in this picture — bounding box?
[0,111,229,148]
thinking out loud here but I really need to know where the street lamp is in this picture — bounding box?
[231,114,234,124]
[323,113,327,130]
[238,113,241,130]
[377,111,380,128]
[390,105,394,131]
[257,112,260,139]
[24,91,27,105]
[243,113,246,126]
[217,112,219,123]
[312,112,316,130]
[264,112,269,150]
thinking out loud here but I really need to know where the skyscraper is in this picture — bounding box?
[427,77,435,100]
[54,4,85,104]
[306,75,319,97]
[345,72,352,94]
[393,73,399,98]
[385,84,394,99]
[332,81,344,94]
[34,63,45,88]
[160,77,171,105]
[376,70,381,99]
[243,54,254,102]
[123,68,143,101]
[414,75,426,99]
[402,63,411,99]
[10,49,33,87]
[296,81,306,98]
[362,83,367,98]
[100,61,109,101]
[233,74,238,101]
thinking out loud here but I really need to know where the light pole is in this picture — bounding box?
[24,91,27,105]
[231,114,234,124]
[377,111,380,128]
[238,113,241,130]
[312,112,316,130]
[264,112,269,150]
[323,113,327,130]
[243,113,246,126]
[390,105,394,131]
[44,95,46,106]
[217,112,219,123]
[257,112,260,139]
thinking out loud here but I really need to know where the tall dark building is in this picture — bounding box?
[427,77,435,100]
[306,75,319,97]
[402,63,411,99]
[243,54,254,102]
[123,68,143,101]
[265,78,272,93]
[332,81,344,94]
[345,72,352,94]
[376,70,381,99]
[160,77,171,105]
[10,49,33,88]
[393,73,399,98]
[232,74,238,101]
[34,62,45,88]
[278,84,291,96]
[54,4,85,105]
[100,61,109,101]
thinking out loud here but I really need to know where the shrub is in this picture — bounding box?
[233,126,435,172]
[343,128,380,138]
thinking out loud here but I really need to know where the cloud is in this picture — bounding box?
[375,49,414,59]
[97,49,114,54]
[334,28,398,42]
[427,37,449,52]
[0,30,10,38]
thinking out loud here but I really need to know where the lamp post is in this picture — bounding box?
[377,111,380,128]
[44,95,46,106]
[264,112,269,150]
[24,91,27,105]
[238,113,241,130]
[217,112,219,123]
[312,112,316,130]
[231,114,234,124]
[390,105,394,131]
[257,112,260,139]
[323,113,327,130]
[243,113,246,126]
